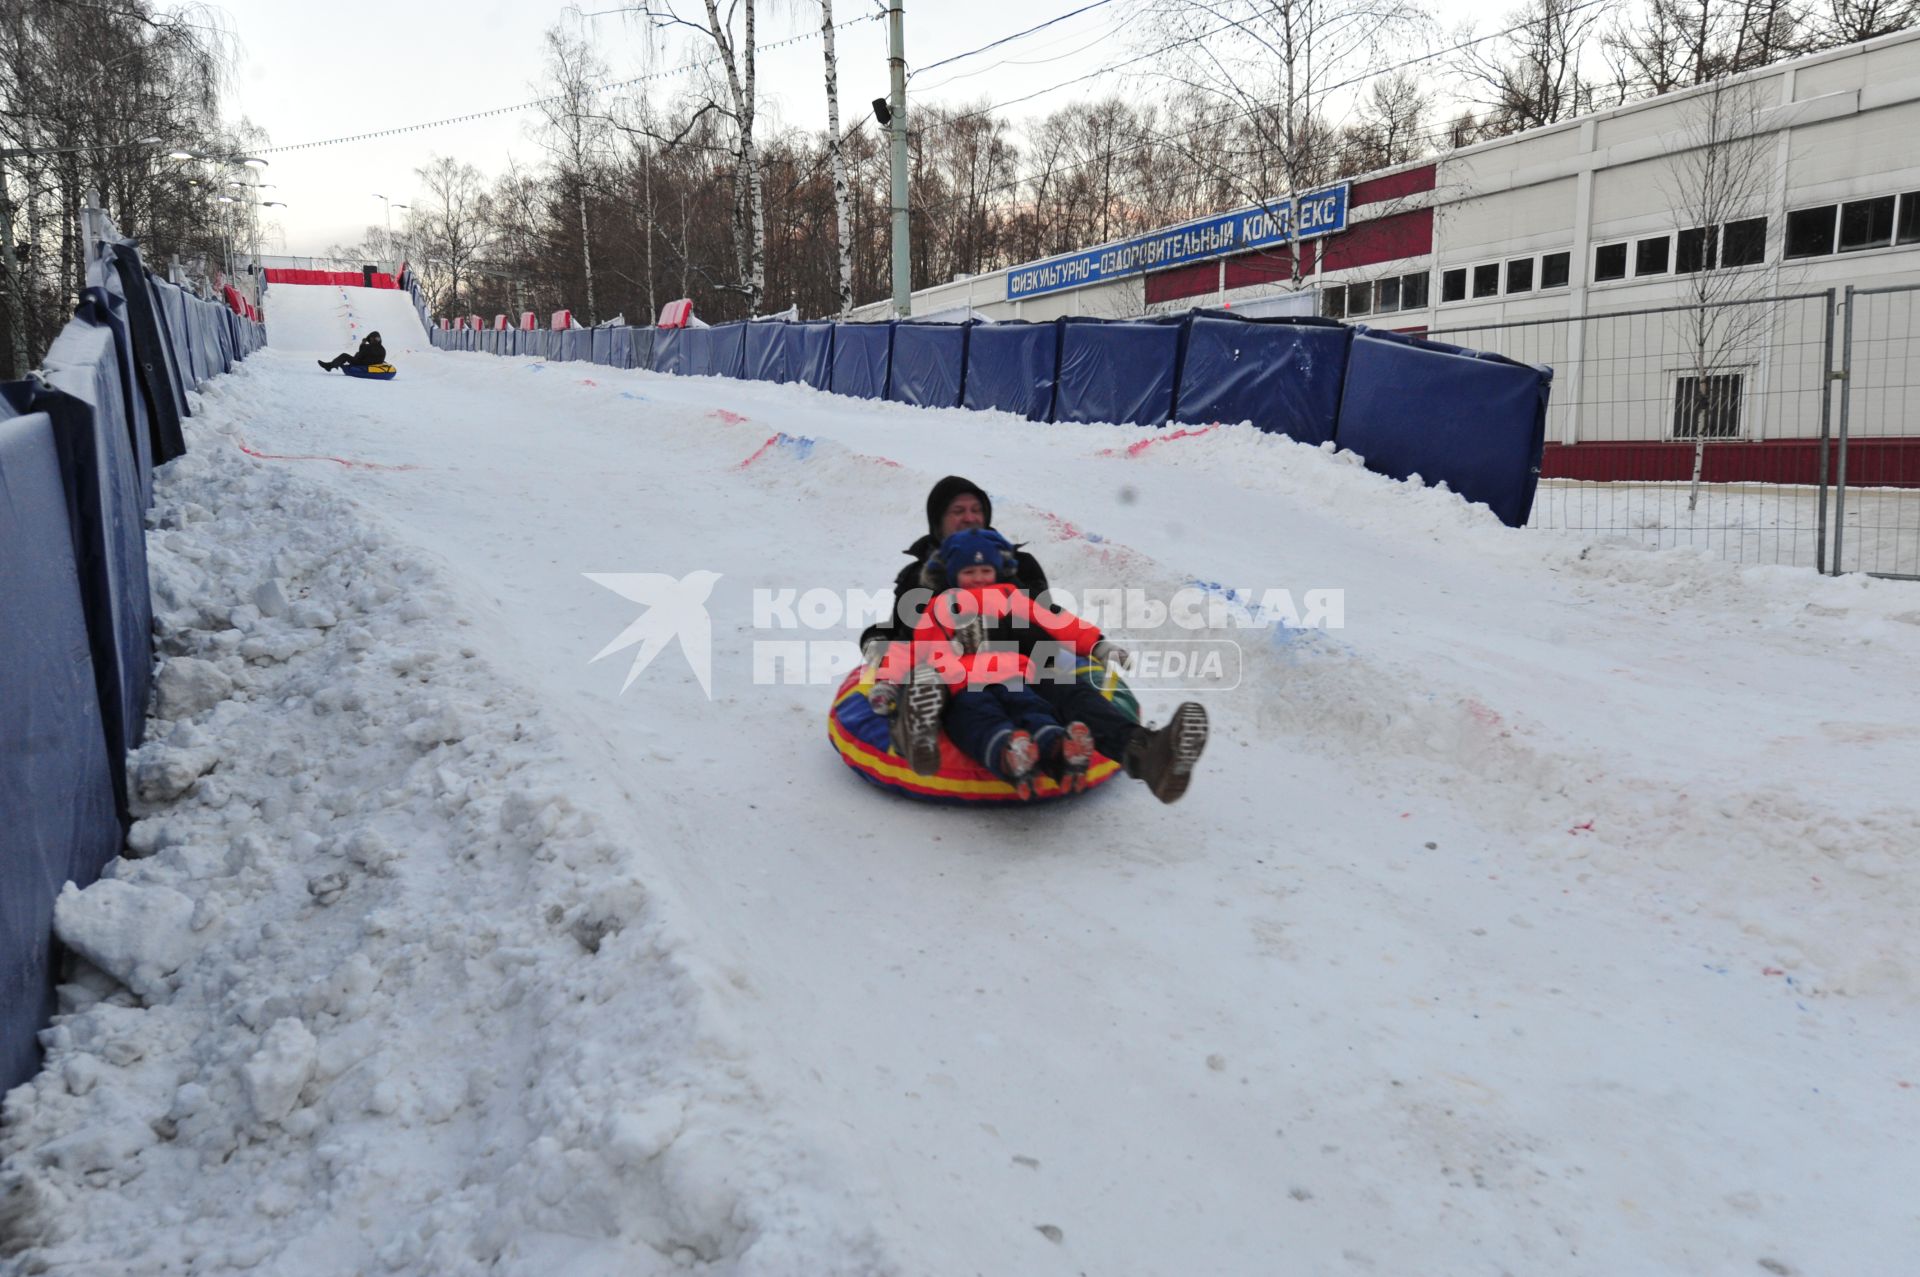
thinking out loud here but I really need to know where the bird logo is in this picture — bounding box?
[584,570,722,698]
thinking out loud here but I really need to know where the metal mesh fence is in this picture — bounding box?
[1431,292,1844,571]
[1835,284,1920,580]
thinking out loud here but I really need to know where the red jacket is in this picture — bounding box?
[879,582,1102,688]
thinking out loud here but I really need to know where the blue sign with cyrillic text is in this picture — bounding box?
[1006,185,1350,300]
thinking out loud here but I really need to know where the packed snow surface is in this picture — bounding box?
[259,282,429,358]
[5,315,1919,1275]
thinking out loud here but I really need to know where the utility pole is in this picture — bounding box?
[887,0,910,317]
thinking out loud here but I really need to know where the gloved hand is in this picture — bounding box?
[868,682,899,715]
[1091,639,1130,670]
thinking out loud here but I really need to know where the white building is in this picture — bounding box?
[855,28,1920,479]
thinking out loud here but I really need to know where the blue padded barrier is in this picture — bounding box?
[154,282,198,387]
[608,327,635,369]
[744,322,792,383]
[686,326,719,376]
[24,329,155,818]
[0,411,123,1093]
[1175,311,1352,445]
[73,287,155,507]
[710,323,748,378]
[114,253,188,457]
[631,327,655,371]
[1053,316,1186,426]
[652,327,686,375]
[592,327,613,365]
[792,322,834,390]
[1335,327,1552,528]
[565,328,593,363]
[887,322,969,409]
[830,322,893,399]
[962,319,1060,421]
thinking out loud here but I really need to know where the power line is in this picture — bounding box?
[897,0,1619,224]
[910,0,1117,80]
[253,11,884,155]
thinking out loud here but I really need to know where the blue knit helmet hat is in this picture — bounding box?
[939,528,1016,583]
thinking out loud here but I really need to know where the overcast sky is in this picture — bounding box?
[213,0,1479,255]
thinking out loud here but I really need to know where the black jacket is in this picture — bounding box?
[347,335,386,367]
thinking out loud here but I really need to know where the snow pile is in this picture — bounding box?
[0,382,889,1275]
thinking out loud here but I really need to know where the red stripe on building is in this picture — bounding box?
[1144,260,1218,305]
[1541,438,1920,487]
[1318,207,1433,273]
[1350,164,1437,208]
[1225,243,1315,290]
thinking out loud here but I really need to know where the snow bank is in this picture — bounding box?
[0,377,889,1275]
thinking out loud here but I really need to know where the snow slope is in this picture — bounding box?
[263,283,429,357]
[5,344,1918,1275]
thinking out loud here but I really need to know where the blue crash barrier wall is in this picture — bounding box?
[744,321,792,384]
[1335,328,1551,528]
[432,308,1551,528]
[1,219,263,1093]
[0,414,123,1096]
[565,328,592,363]
[887,322,969,409]
[830,322,893,399]
[963,319,1060,421]
[1175,312,1352,446]
[652,327,687,375]
[792,322,834,390]
[591,327,613,366]
[1053,316,1186,427]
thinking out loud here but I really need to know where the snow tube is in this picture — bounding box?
[342,363,397,381]
[828,655,1138,805]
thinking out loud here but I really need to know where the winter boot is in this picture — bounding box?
[1057,721,1095,793]
[999,730,1039,800]
[900,664,947,777]
[1123,702,1209,804]
[317,358,333,371]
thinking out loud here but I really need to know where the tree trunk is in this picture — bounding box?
[703,0,766,312]
[577,176,597,323]
[822,0,854,317]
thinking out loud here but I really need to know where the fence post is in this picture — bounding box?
[1831,284,1855,576]
[1816,287,1837,575]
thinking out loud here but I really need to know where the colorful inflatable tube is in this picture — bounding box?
[828,657,1137,805]
[343,363,398,381]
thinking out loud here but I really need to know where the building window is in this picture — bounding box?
[1541,251,1570,289]
[1635,236,1671,275]
[1346,281,1373,316]
[1897,192,1920,246]
[1402,272,1429,309]
[1376,276,1401,311]
[1506,257,1535,293]
[1321,287,1346,319]
[1721,217,1766,267]
[1839,195,1896,252]
[1675,226,1717,274]
[1471,263,1500,297]
[1673,373,1743,439]
[1786,205,1837,258]
[1440,268,1466,303]
[1595,242,1628,281]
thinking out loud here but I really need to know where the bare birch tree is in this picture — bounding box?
[820,0,854,316]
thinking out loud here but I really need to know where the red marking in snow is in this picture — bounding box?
[235,439,419,471]
[1464,699,1503,727]
[1900,1081,1913,1089]
[1098,423,1220,458]
[1762,967,1785,977]
[1568,819,1595,834]
[710,409,749,424]
[579,378,598,386]
[858,453,902,468]
[1039,511,1087,541]
[1399,812,1411,819]
[737,434,780,469]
